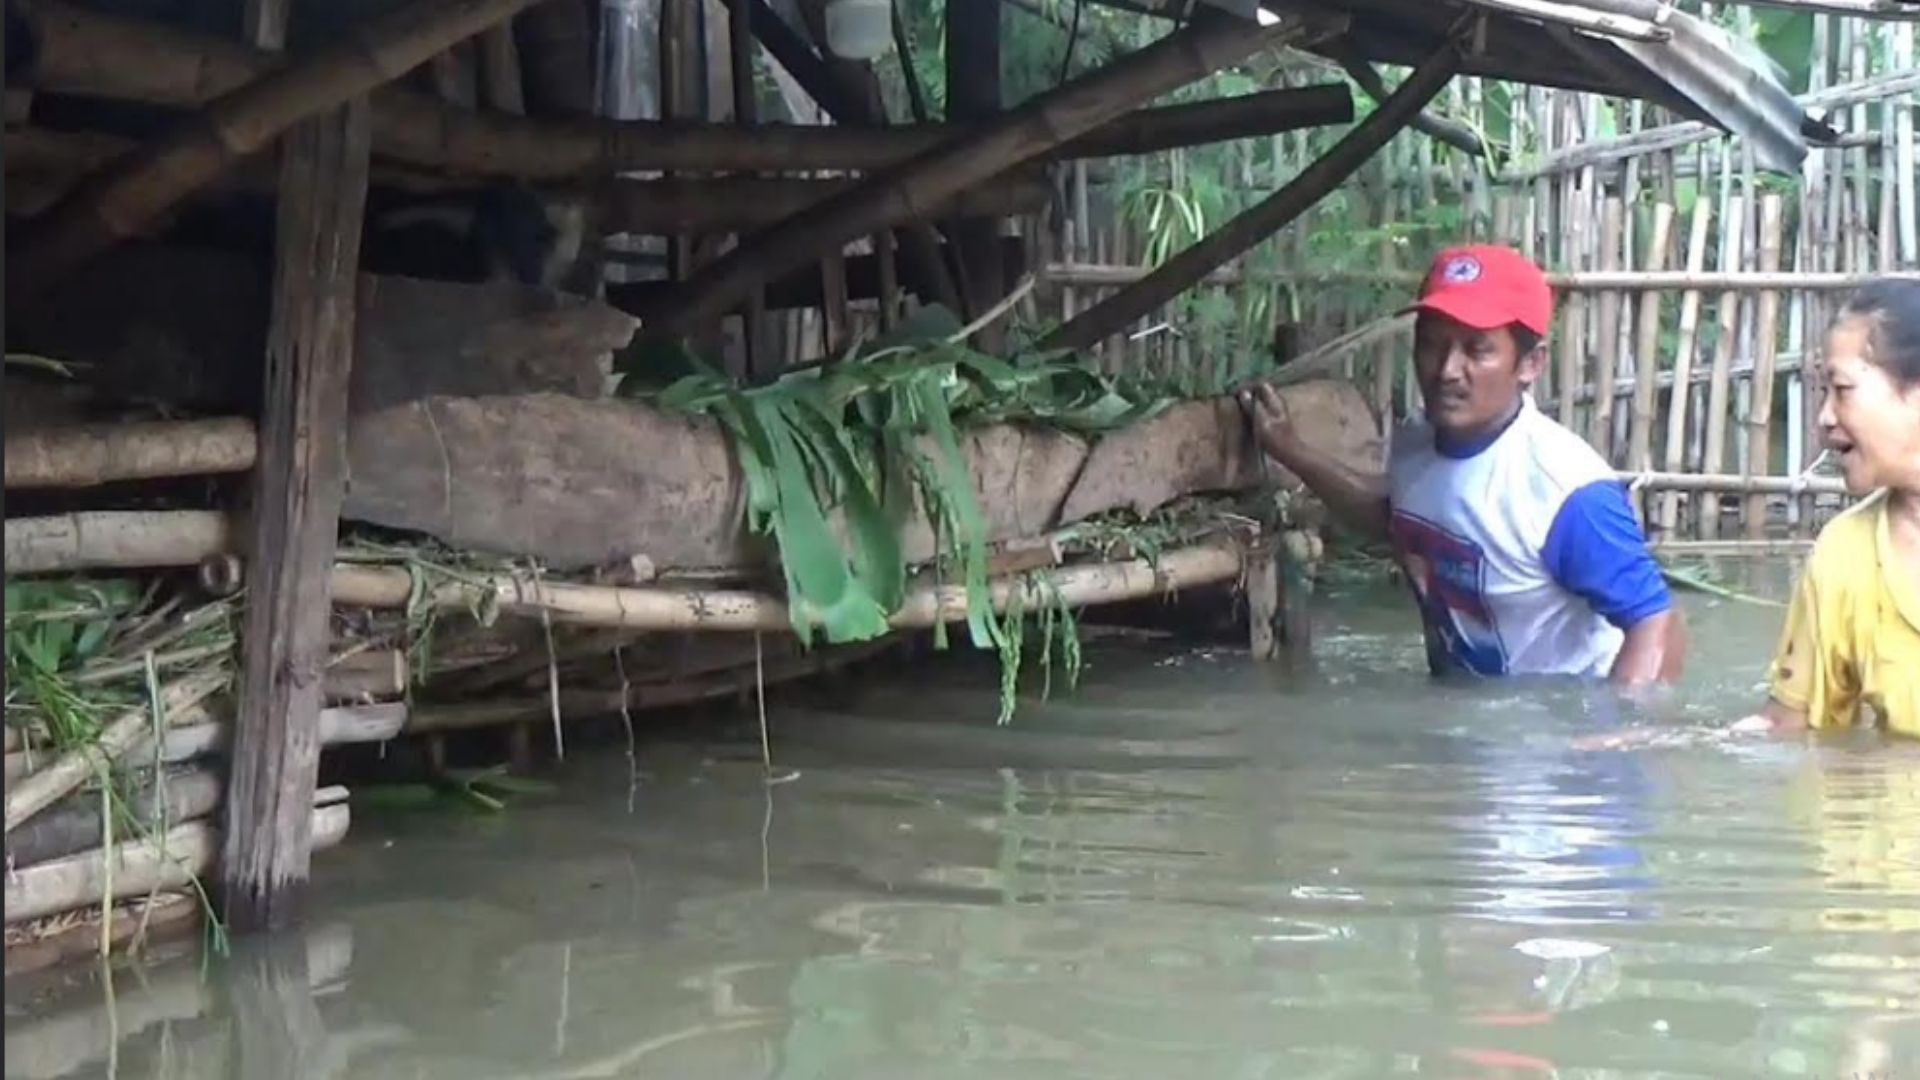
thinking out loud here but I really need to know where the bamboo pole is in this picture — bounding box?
[1618,470,1847,496]
[1039,264,1918,291]
[5,767,224,871]
[1657,199,1715,535]
[1746,194,1787,540]
[5,511,232,573]
[1498,69,1920,182]
[20,4,1351,177]
[3,671,227,835]
[1591,195,1626,454]
[1629,202,1675,474]
[330,537,1246,632]
[1701,194,1750,540]
[4,418,258,490]
[3,803,350,926]
[1041,43,1457,354]
[10,0,550,301]
[626,11,1335,338]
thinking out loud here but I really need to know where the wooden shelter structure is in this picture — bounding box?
[1,0,1822,945]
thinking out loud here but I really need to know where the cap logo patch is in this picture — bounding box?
[1440,255,1482,284]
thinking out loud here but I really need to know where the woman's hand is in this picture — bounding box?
[1731,700,1808,736]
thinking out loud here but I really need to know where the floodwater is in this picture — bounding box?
[8,567,1920,1079]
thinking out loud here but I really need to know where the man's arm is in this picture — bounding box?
[1238,383,1391,540]
[1541,480,1684,687]
[1611,607,1686,687]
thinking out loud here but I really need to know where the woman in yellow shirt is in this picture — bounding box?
[1740,280,1920,737]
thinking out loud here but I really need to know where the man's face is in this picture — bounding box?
[1413,314,1542,440]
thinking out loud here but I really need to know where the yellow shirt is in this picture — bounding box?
[1768,489,1920,736]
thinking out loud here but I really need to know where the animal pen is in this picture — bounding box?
[0,0,1839,971]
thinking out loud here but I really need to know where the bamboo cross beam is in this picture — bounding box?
[627,10,1339,338]
[18,3,1354,177]
[1040,42,1459,354]
[8,0,549,302]
[1041,263,1920,292]
[1499,69,1920,182]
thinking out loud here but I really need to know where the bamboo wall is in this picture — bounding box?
[1040,14,1919,548]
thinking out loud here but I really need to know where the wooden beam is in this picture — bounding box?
[220,100,371,933]
[630,9,1333,339]
[947,0,1006,330]
[8,0,547,303]
[1042,43,1458,354]
[20,5,1352,174]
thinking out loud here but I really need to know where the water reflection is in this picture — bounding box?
[8,587,1920,1078]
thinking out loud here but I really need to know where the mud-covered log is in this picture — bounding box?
[1057,381,1384,523]
[6,245,634,416]
[341,377,1380,572]
[344,394,755,572]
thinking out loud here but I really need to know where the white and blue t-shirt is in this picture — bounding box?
[1385,395,1671,678]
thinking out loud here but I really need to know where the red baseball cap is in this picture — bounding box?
[1400,244,1553,338]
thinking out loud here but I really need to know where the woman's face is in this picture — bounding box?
[1819,318,1920,494]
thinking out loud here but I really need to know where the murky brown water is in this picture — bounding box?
[8,568,1920,1079]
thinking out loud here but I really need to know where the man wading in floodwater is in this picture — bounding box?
[1240,245,1686,687]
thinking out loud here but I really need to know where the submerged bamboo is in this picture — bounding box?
[3,802,349,925]
[4,670,228,834]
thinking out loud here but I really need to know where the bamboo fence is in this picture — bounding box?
[1033,11,1918,543]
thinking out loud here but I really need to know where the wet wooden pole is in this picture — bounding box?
[221,0,371,927]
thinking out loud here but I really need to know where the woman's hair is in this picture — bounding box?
[1837,279,1920,388]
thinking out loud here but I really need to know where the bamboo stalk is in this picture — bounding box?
[20,4,1351,177]
[9,0,552,301]
[1701,194,1750,540]
[1039,264,1917,291]
[1498,69,1920,182]
[323,649,407,703]
[1658,199,1715,535]
[3,803,349,926]
[1042,43,1457,353]
[1629,202,1675,474]
[4,671,227,835]
[330,537,1246,631]
[627,11,1335,338]
[1617,470,1848,495]
[1591,195,1625,454]
[5,511,233,573]
[5,767,224,871]
[1746,194,1787,539]
[4,418,258,490]
[5,705,403,786]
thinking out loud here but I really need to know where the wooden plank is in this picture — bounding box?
[1657,199,1714,536]
[947,0,1006,341]
[221,100,372,934]
[1746,194,1786,539]
[1628,203,1675,474]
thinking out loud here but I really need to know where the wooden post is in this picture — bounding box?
[220,100,371,933]
[1590,196,1624,457]
[948,0,1005,340]
[1247,545,1281,661]
[1042,43,1456,354]
[1746,193,1786,540]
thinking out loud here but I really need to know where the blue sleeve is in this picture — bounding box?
[1541,480,1672,629]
